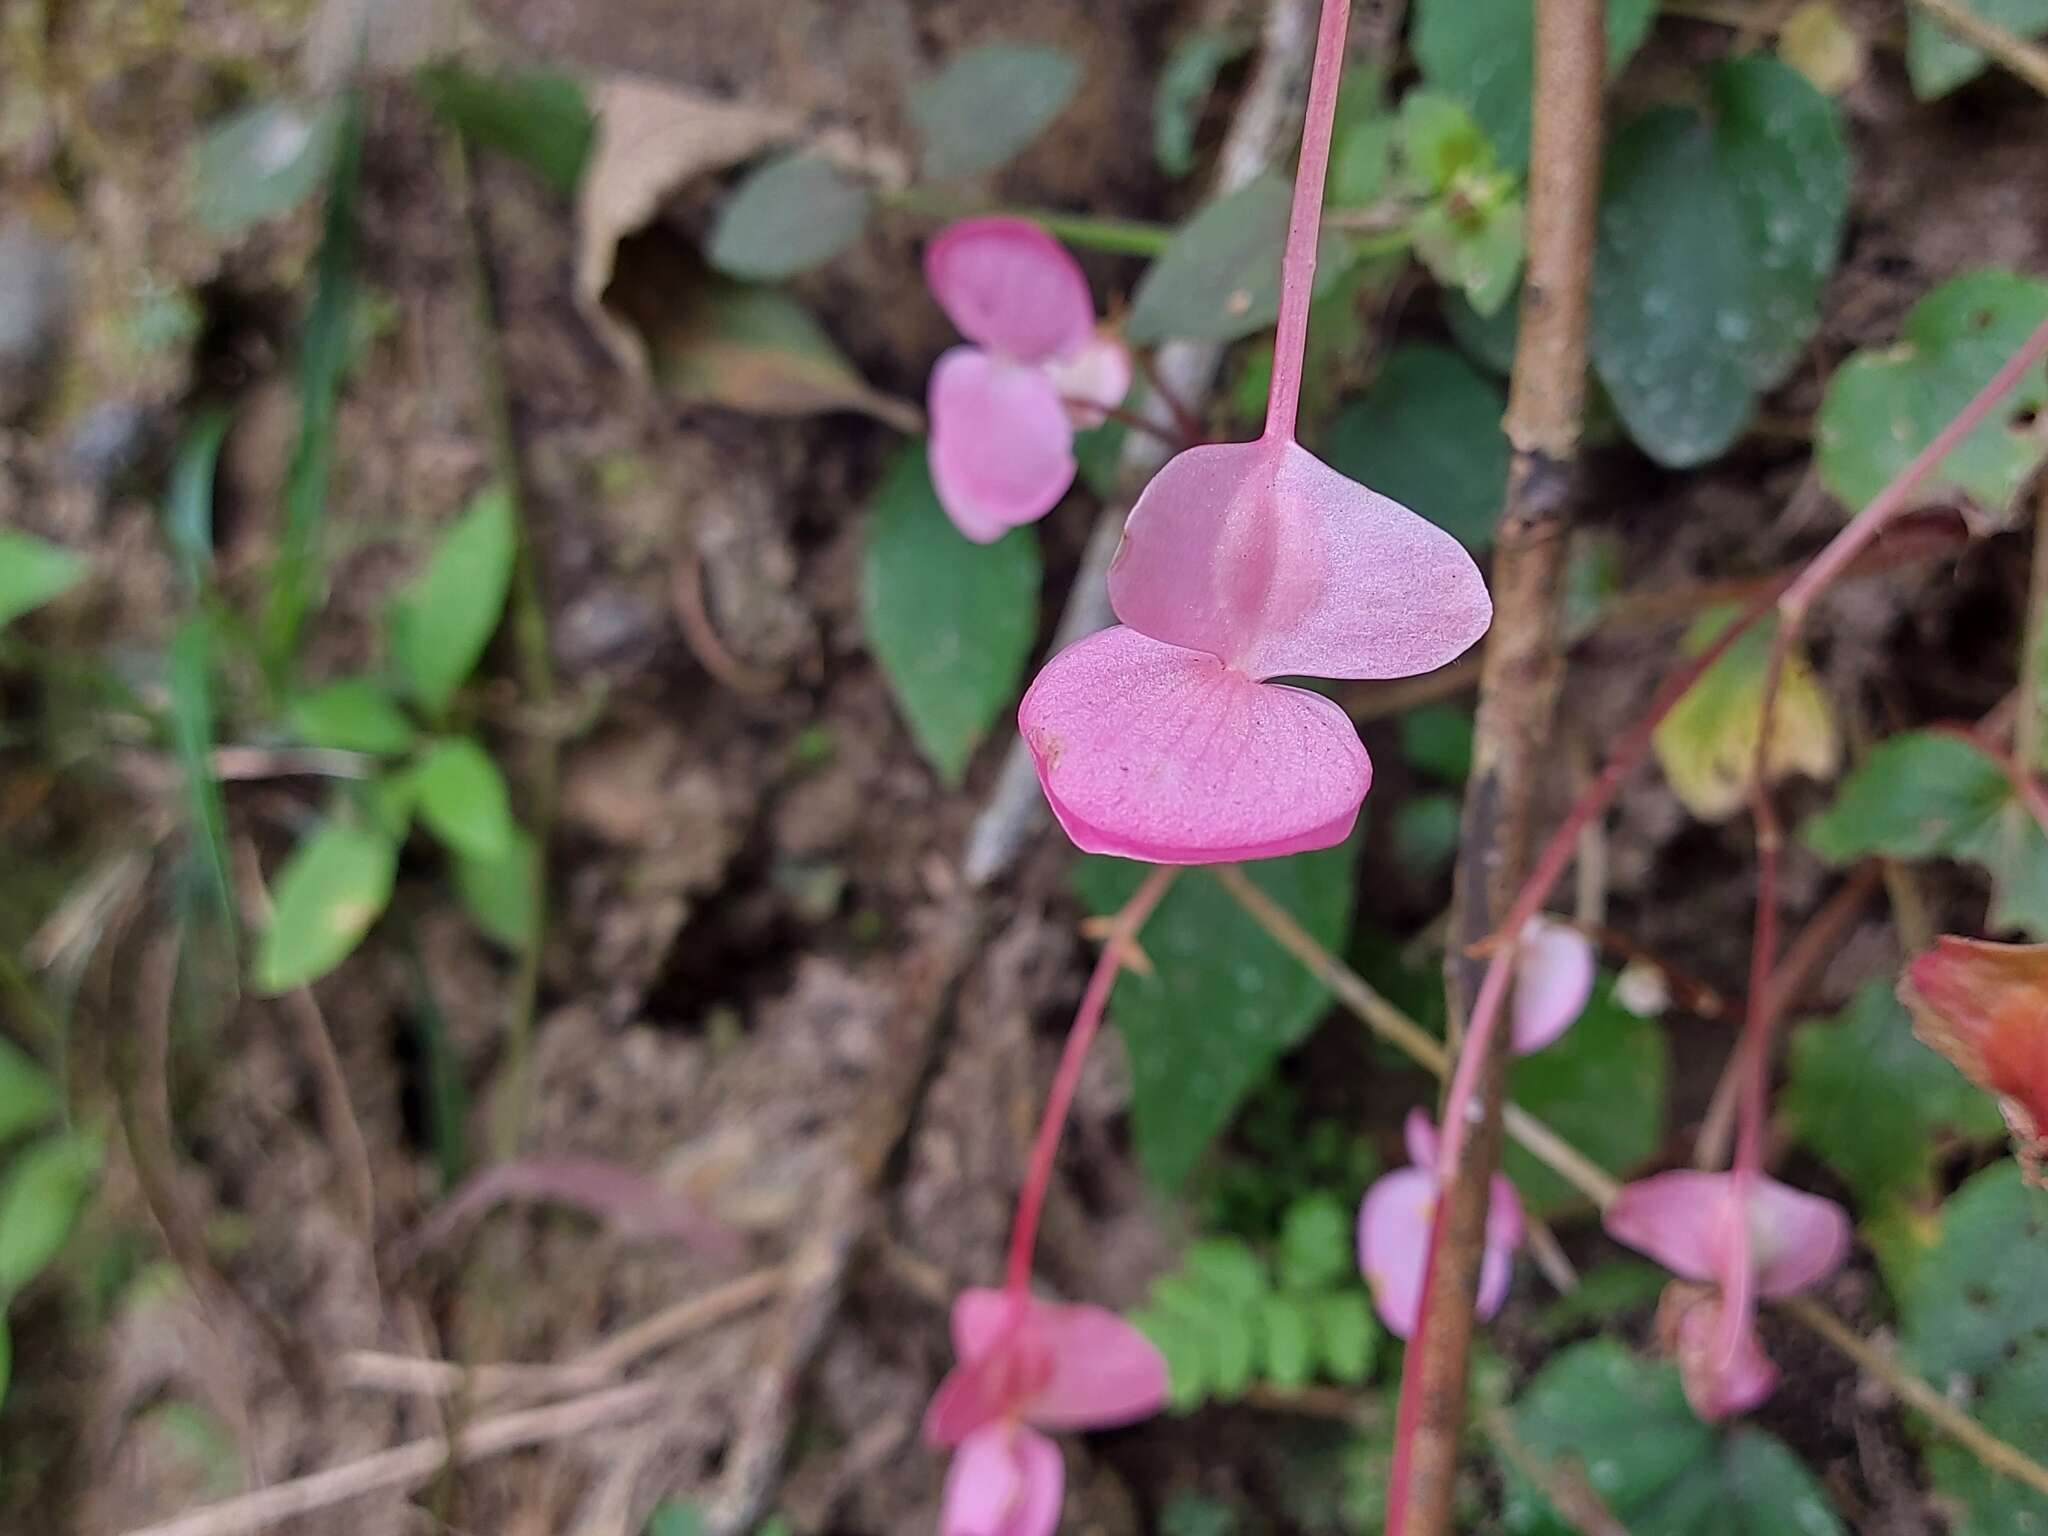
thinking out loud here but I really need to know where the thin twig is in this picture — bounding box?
[1908,0,2048,95]
[119,1380,666,1536]
[962,0,1322,887]
[672,552,787,696]
[2017,474,2048,776]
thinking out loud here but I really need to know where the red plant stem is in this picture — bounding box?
[1003,868,1177,1293]
[1136,350,1208,446]
[1260,0,1351,446]
[1062,397,1195,454]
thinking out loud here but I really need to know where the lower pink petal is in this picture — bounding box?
[928,348,1077,543]
[1745,1176,1852,1298]
[924,1355,1014,1448]
[1603,1171,1732,1284]
[1510,917,1596,1055]
[941,1424,1066,1536]
[1017,626,1371,864]
[1027,1303,1170,1431]
[1358,1167,1438,1338]
[1671,1289,1778,1421]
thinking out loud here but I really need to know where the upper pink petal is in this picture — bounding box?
[1510,917,1597,1055]
[925,218,1095,365]
[1024,1303,1169,1431]
[929,348,1077,542]
[1745,1176,1852,1299]
[1403,1108,1440,1172]
[941,1424,1065,1536]
[1017,625,1371,864]
[1672,1290,1778,1421]
[953,1287,1025,1361]
[1043,330,1133,428]
[1358,1166,1437,1338]
[1602,1171,1736,1284]
[1106,438,1492,682]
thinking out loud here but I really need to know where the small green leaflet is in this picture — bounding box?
[411,737,518,863]
[1783,981,2004,1213]
[1396,93,1529,321]
[1075,847,1359,1189]
[417,64,595,195]
[1154,29,1252,178]
[859,445,1039,785]
[1591,57,1848,467]
[1127,174,1297,345]
[708,154,873,281]
[1816,270,2048,522]
[389,485,517,719]
[909,43,1081,181]
[1906,0,2048,97]
[0,1132,103,1298]
[163,410,229,593]
[288,678,418,755]
[453,828,540,950]
[0,531,87,628]
[191,99,344,234]
[0,1040,59,1146]
[254,821,399,994]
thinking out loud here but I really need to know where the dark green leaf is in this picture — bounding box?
[1278,1193,1353,1293]
[708,154,873,280]
[191,100,343,234]
[1816,271,2048,521]
[1502,978,1668,1216]
[1322,345,1508,550]
[909,43,1081,180]
[859,446,1040,784]
[0,531,87,628]
[1783,981,2004,1212]
[1155,29,1252,177]
[1802,731,2010,864]
[1391,794,1462,878]
[288,678,418,755]
[407,953,472,1190]
[1413,0,1658,170]
[0,1132,102,1296]
[1127,174,1295,345]
[1400,703,1478,782]
[1530,1260,1668,1339]
[163,410,229,593]
[417,64,595,195]
[167,618,236,933]
[1591,58,1848,467]
[453,828,539,951]
[645,1502,711,1536]
[1444,286,1520,376]
[389,485,517,718]
[254,821,398,994]
[1906,0,2048,97]
[0,1039,59,1146]
[1075,846,1359,1188]
[412,737,517,863]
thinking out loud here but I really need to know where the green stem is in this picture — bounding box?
[882,187,1175,257]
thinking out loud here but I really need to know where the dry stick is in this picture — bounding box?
[119,1380,667,1536]
[1908,0,2048,95]
[1397,0,1605,1525]
[961,0,1321,888]
[1209,866,2048,1504]
[2017,474,2048,778]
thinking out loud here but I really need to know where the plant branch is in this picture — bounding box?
[1395,0,1605,1524]
[1907,0,2048,96]
[2018,475,2048,776]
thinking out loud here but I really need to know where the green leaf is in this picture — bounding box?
[1907,0,2048,97]
[1901,1165,2048,1535]
[389,485,517,718]
[1323,345,1508,551]
[1413,186,1525,319]
[909,43,1081,180]
[0,1131,102,1297]
[288,679,418,755]
[1816,270,2048,522]
[1398,92,1495,193]
[859,446,1040,784]
[453,828,539,951]
[645,1502,710,1536]
[163,410,229,593]
[1530,1260,1668,1339]
[1400,703,1478,782]
[1126,173,1296,345]
[1260,1294,1315,1389]
[1502,977,1668,1216]
[417,64,594,195]
[1075,845,1359,1188]
[1651,607,1840,823]
[407,956,473,1190]
[0,531,87,628]
[708,154,873,281]
[254,822,398,994]
[1414,0,1659,171]
[167,618,236,932]
[1783,981,2004,1212]
[1314,1290,1378,1384]
[1155,29,1252,178]
[1278,1193,1353,1293]
[1391,794,1462,878]
[1184,1236,1268,1303]
[191,99,343,234]
[1591,58,1848,467]
[412,737,517,863]
[1803,731,2009,863]
[0,1039,60,1145]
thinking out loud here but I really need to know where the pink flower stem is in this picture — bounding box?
[1260,0,1352,448]
[1003,867,1178,1294]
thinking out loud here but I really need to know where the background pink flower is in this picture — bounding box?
[1356,1110,1523,1338]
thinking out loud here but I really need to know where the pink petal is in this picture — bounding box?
[1043,331,1133,428]
[941,1425,1065,1536]
[1745,1176,1852,1299]
[929,348,1077,542]
[924,1356,1013,1448]
[1403,1108,1440,1172]
[925,218,1095,365]
[1475,1176,1524,1320]
[1510,917,1596,1055]
[1671,1289,1778,1421]
[1106,438,1492,682]
[1602,1171,1735,1284]
[1017,625,1371,864]
[1358,1167,1437,1338]
[1026,1303,1169,1430]
[953,1287,1025,1361]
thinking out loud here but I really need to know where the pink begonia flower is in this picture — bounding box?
[1017,439,1491,863]
[1356,1110,1523,1338]
[1603,1170,1850,1420]
[924,1287,1168,1536]
[924,219,1132,544]
[1511,916,1596,1055]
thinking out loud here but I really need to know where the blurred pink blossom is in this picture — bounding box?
[1510,916,1596,1055]
[1356,1110,1524,1339]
